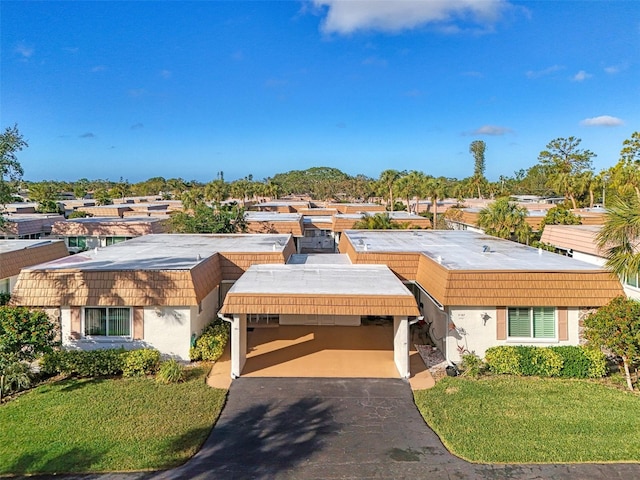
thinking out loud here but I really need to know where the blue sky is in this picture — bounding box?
[2,1,638,183]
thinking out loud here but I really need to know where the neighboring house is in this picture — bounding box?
[0,239,69,294]
[338,230,622,363]
[541,224,638,300]
[51,216,170,253]
[244,212,304,238]
[0,214,65,239]
[10,234,295,360]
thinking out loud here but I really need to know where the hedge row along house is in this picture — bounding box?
[9,230,623,379]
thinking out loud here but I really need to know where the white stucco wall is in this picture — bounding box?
[190,286,220,338]
[143,306,192,360]
[446,306,582,363]
[571,251,605,266]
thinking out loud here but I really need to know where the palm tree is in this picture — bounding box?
[477,198,531,244]
[353,213,407,230]
[596,196,640,279]
[376,169,405,211]
[204,179,229,204]
[422,177,448,229]
[395,171,425,213]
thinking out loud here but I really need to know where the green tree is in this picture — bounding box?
[596,196,640,279]
[110,177,131,201]
[179,187,205,211]
[538,137,596,209]
[540,206,581,229]
[73,178,89,199]
[0,306,57,400]
[477,198,532,243]
[204,179,230,204]
[377,169,405,211]
[352,212,408,230]
[395,171,425,213]
[422,177,448,229]
[0,125,27,208]
[469,140,486,198]
[169,203,247,234]
[584,296,640,391]
[28,182,61,213]
[93,187,113,206]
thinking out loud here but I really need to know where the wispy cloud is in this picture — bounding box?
[311,0,511,34]
[130,123,144,130]
[604,64,626,74]
[160,69,172,79]
[265,78,289,88]
[79,132,96,138]
[525,65,564,79]
[64,47,79,54]
[128,88,147,97]
[231,50,244,62]
[580,115,624,127]
[15,42,34,59]
[404,89,424,97]
[91,65,107,73]
[572,70,592,82]
[362,56,387,67]
[462,71,484,78]
[465,125,513,136]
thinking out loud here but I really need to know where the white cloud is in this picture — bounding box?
[130,123,144,130]
[572,70,592,82]
[311,0,510,34]
[362,56,387,67]
[604,64,627,74]
[404,89,424,97]
[525,65,564,79]
[79,132,95,138]
[580,115,624,127]
[462,71,484,78]
[91,65,107,73]
[15,42,34,59]
[466,125,513,136]
[160,69,172,79]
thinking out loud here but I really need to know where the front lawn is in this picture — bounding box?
[415,376,640,463]
[0,366,227,475]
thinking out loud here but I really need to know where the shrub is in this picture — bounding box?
[584,347,607,378]
[156,359,185,384]
[0,361,32,400]
[122,349,160,377]
[190,320,229,362]
[485,346,522,375]
[39,349,124,377]
[461,352,484,377]
[0,293,10,306]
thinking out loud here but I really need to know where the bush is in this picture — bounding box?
[190,320,229,362]
[0,361,32,399]
[0,293,10,306]
[461,352,484,377]
[122,349,160,377]
[484,345,608,379]
[40,349,124,377]
[156,359,185,384]
[485,346,522,375]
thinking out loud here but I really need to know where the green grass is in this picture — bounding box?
[0,367,227,475]
[414,376,640,463]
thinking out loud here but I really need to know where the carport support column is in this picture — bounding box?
[393,316,410,379]
[231,314,247,378]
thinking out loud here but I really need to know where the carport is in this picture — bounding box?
[218,263,420,379]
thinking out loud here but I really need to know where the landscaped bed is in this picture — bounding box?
[0,366,227,475]
[415,376,640,463]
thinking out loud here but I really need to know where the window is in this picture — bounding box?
[84,307,131,337]
[0,278,10,294]
[508,307,555,339]
[248,313,279,325]
[624,273,639,289]
[68,236,87,249]
[105,236,131,246]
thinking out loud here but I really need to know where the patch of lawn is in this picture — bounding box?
[414,376,640,463]
[0,367,227,475]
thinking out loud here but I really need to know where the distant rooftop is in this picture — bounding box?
[287,253,352,265]
[23,233,292,272]
[244,212,302,221]
[344,230,602,271]
[63,216,166,224]
[0,239,64,254]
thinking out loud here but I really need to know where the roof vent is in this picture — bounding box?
[538,248,543,256]
[196,254,202,261]
[482,245,490,253]
[437,255,442,264]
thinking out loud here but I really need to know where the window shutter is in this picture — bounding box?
[508,308,531,337]
[533,307,555,338]
[133,307,144,340]
[496,307,506,340]
[557,307,568,341]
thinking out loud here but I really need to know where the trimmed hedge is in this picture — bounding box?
[484,345,606,379]
[40,348,161,378]
[190,320,229,362]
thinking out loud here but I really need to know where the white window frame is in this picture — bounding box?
[506,306,558,343]
[82,306,133,340]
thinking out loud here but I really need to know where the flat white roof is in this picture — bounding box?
[287,254,352,265]
[303,216,333,223]
[0,239,64,254]
[344,230,602,271]
[24,234,291,271]
[228,264,413,296]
